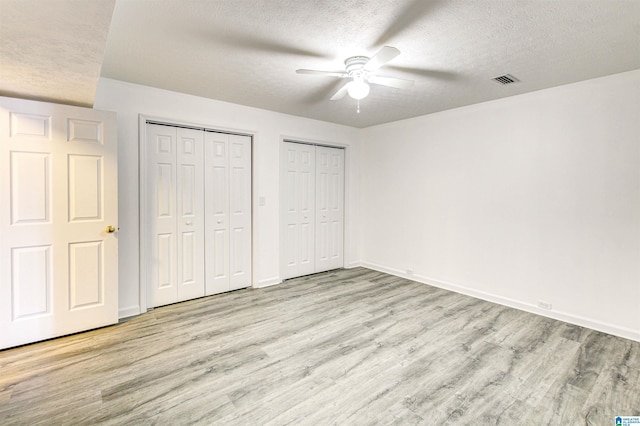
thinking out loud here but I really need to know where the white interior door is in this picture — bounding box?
[315,146,344,273]
[0,97,118,350]
[204,132,252,294]
[281,142,316,280]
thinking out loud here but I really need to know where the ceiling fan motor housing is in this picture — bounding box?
[345,56,370,78]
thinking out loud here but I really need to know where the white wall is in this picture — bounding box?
[94,78,360,318]
[359,70,640,341]
[94,71,639,341]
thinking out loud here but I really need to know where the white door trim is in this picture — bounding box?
[139,114,255,313]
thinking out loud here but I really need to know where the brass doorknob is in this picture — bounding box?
[105,225,116,233]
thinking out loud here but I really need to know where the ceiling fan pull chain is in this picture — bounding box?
[357,100,361,114]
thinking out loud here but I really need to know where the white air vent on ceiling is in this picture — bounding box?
[492,74,520,85]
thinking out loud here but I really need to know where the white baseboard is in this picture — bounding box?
[361,262,640,343]
[345,261,363,269]
[118,305,141,319]
[254,276,282,289]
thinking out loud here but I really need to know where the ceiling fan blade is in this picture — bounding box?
[195,28,327,58]
[302,79,346,104]
[386,65,458,81]
[373,0,445,46]
[296,69,348,78]
[368,75,414,89]
[364,46,400,71]
[330,83,349,100]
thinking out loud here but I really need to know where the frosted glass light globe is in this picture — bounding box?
[347,79,370,100]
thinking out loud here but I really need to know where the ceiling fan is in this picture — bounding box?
[296,46,414,101]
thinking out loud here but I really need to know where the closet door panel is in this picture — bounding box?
[147,124,178,307]
[281,142,297,279]
[323,146,344,271]
[281,142,315,279]
[229,135,252,290]
[316,150,330,270]
[176,128,204,302]
[298,145,315,276]
[282,150,298,278]
[204,132,230,295]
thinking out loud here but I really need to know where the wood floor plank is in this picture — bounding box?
[581,360,640,423]
[1,267,638,425]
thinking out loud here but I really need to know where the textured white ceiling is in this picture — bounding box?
[0,0,115,107]
[2,0,639,127]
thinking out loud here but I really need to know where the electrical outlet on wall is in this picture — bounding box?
[537,300,552,310]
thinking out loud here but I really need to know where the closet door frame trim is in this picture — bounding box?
[279,137,348,281]
[139,114,255,312]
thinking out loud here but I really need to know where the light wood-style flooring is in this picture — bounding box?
[1,268,639,424]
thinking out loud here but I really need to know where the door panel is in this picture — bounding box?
[157,163,173,217]
[68,241,103,309]
[228,135,251,290]
[157,233,174,288]
[281,142,315,279]
[68,155,102,221]
[213,230,226,278]
[10,151,50,224]
[147,125,178,307]
[0,97,118,350]
[11,245,51,319]
[204,132,229,294]
[204,132,251,293]
[176,128,204,302]
[315,146,344,272]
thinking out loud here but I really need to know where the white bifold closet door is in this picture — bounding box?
[282,142,316,278]
[281,141,344,280]
[146,124,251,308]
[147,125,205,307]
[204,131,252,294]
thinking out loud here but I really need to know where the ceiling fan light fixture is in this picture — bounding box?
[299,47,410,102]
[347,78,370,100]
